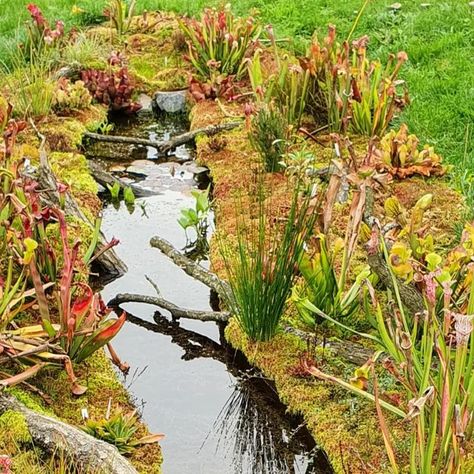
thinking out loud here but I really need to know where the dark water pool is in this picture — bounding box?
[89,114,333,474]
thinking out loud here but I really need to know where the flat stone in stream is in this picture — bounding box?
[109,165,127,173]
[182,163,209,176]
[119,177,135,185]
[126,165,151,178]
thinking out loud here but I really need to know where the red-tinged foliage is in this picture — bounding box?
[25,4,64,57]
[80,68,142,114]
[189,75,237,102]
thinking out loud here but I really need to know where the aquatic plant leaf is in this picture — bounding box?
[123,186,135,205]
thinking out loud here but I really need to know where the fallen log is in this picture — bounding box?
[28,121,127,278]
[84,121,242,156]
[0,393,138,474]
[363,188,425,316]
[149,235,232,301]
[87,160,157,198]
[367,251,424,316]
[109,292,229,323]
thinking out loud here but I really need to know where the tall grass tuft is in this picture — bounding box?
[220,178,318,342]
[249,104,288,172]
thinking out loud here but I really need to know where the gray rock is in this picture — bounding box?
[126,165,151,177]
[137,93,153,116]
[183,163,209,175]
[154,90,187,114]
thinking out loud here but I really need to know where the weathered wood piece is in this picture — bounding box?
[84,121,242,155]
[0,393,138,474]
[149,235,232,301]
[109,292,229,323]
[87,160,156,197]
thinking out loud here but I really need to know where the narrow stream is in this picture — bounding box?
[87,113,333,474]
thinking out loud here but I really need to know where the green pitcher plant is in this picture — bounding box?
[300,228,474,473]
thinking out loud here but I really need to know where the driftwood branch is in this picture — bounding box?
[147,234,374,364]
[87,160,156,198]
[84,121,242,155]
[363,188,424,316]
[108,293,229,323]
[28,120,127,278]
[150,235,232,301]
[0,393,137,474]
[367,251,424,316]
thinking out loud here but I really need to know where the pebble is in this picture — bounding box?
[109,165,126,173]
[389,2,402,9]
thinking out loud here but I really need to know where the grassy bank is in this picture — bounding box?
[1,1,472,192]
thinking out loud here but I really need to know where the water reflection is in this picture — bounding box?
[123,311,333,474]
[209,377,331,474]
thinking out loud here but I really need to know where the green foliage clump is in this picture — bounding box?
[61,32,108,69]
[178,187,210,260]
[249,104,288,172]
[84,410,163,455]
[178,4,262,84]
[53,79,92,112]
[220,180,317,342]
[0,410,31,444]
[302,25,408,136]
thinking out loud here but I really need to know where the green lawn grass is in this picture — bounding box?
[1,0,473,192]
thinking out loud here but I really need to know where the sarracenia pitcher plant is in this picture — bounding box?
[301,226,473,473]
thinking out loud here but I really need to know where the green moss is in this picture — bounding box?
[40,118,86,152]
[224,319,400,473]
[48,151,100,220]
[49,152,98,195]
[34,350,162,473]
[0,411,31,444]
[155,25,174,40]
[154,68,188,91]
[7,388,49,415]
[129,52,187,93]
